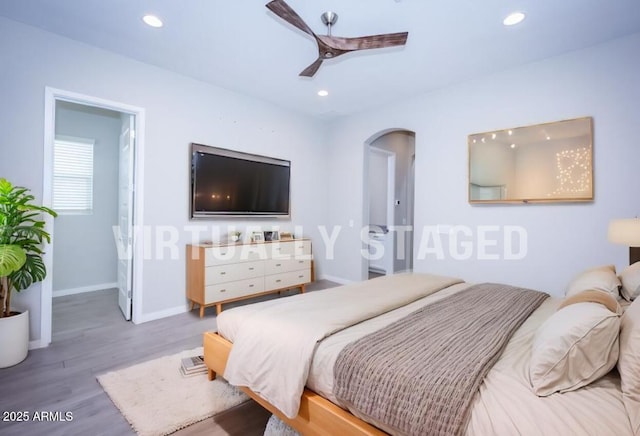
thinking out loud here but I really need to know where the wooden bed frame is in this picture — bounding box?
[203,332,386,436]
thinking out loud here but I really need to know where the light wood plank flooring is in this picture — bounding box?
[0,280,337,436]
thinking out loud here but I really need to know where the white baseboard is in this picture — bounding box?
[53,282,118,298]
[318,274,353,285]
[135,304,189,324]
[29,338,48,350]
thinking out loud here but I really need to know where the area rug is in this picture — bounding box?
[263,415,300,436]
[97,347,248,436]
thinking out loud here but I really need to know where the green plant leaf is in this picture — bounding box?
[0,178,55,293]
[0,245,27,276]
[10,254,46,292]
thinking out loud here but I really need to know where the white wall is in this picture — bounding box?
[324,33,640,294]
[53,102,120,294]
[0,17,329,343]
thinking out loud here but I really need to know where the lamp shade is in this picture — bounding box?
[608,218,640,246]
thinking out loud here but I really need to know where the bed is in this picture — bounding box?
[203,273,637,436]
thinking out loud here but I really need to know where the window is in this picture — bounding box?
[53,136,95,214]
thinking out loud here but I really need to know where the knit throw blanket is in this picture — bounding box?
[334,283,549,436]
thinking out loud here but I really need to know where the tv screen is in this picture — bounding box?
[191,144,290,218]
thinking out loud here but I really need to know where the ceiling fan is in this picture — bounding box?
[266,0,409,77]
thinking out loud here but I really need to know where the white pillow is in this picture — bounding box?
[565,265,621,298]
[620,262,640,301]
[618,298,640,435]
[529,301,620,396]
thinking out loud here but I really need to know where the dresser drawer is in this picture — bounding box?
[205,261,264,285]
[204,277,265,303]
[205,245,268,266]
[269,240,312,259]
[265,258,310,275]
[265,270,310,290]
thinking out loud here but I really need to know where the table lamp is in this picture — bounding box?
[608,218,640,264]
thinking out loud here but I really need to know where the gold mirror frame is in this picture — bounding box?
[468,117,594,204]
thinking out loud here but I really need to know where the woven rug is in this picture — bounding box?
[97,347,248,436]
[263,415,300,436]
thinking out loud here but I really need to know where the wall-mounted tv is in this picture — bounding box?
[190,143,291,218]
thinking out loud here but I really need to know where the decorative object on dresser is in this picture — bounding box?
[186,239,312,317]
[608,218,640,265]
[229,231,242,243]
[263,231,279,242]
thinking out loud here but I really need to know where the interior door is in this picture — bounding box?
[117,113,135,320]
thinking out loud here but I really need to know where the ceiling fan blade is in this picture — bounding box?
[299,58,323,77]
[321,32,409,51]
[266,0,315,37]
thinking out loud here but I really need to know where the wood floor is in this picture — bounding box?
[0,280,337,436]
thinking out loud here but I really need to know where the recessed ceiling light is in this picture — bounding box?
[143,15,163,28]
[317,90,329,97]
[510,143,516,149]
[503,12,525,26]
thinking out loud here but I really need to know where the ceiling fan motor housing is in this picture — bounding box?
[321,11,338,27]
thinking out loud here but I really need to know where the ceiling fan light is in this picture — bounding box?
[143,15,163,28]
[317,90,329,97]
[503,12,525,26]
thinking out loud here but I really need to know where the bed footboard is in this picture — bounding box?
[203,331,386,436]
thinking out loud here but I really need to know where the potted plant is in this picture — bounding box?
[230,231,242,243]
[0,178,56,368]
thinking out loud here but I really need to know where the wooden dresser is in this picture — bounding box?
[186,239,312,317]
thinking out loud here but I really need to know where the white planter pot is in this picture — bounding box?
[0,309,29,368]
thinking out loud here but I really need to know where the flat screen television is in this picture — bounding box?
[190,143,291,218]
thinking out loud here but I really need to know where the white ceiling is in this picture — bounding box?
[2,0,640,119]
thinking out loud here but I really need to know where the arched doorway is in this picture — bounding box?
[362,129,416,281]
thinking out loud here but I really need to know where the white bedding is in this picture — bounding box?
[220,273,462,418]
[218,276,633,435]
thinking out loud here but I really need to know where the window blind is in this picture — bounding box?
[53,137,94,213]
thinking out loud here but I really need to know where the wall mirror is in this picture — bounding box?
[468,117,593,203]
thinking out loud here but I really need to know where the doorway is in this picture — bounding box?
[363,130,416,281]
[41,88,145,347]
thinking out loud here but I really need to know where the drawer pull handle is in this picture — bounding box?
[249,267,255,271]
[276,279,282,283]
[220,289,227,293]
[276,263,282,267]
[220,252,227,256]
[249,284,254,288]
[220,272,226,275]
[298,275,304,278]
[298,260,304,263]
